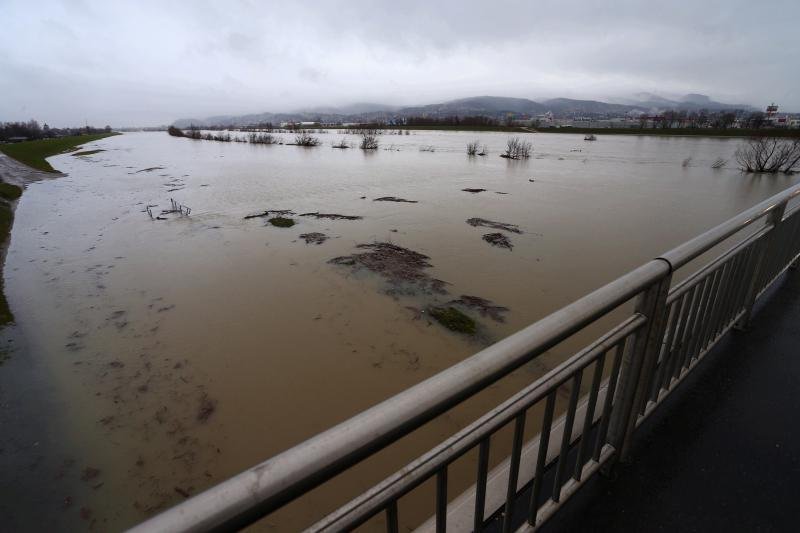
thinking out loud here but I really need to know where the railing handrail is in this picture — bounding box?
[129,182,800,533]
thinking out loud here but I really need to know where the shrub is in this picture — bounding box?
[294,131,321,146]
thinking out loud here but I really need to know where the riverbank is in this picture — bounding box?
[0,154,57,329]
[0,132,119,172]
[0,133,118,329]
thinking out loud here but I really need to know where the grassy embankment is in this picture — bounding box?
[0,132,118,331]
[0,132,119,172]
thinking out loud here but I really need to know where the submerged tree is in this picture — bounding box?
[500,137,532,159]
[736,137,800,173]
[466,140,480,155]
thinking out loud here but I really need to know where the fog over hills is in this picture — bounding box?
[173,94,757,128]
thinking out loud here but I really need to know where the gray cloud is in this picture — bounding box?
[1,0,797,126]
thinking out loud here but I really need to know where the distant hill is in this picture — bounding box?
[399,96,547,117]
[542,98,640,115]
[624,92,755,112]
[173,93,757,127]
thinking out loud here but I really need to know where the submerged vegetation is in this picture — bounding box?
[329,242,448,296]
[359,130,379,150]
[248,132,278,145]
[0,133,119,172]
[427,306,476,334]
[293,131,322,147]
[466,140,488,156]
[466,217,522,234]
[299,232,328,244]
[482,232,513,250]
[735,137,800,173]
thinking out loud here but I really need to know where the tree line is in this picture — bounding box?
[1,120,111,142]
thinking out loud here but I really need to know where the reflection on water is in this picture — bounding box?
[1,131,797,530]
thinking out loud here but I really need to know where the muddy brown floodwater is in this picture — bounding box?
[1,131,798,531]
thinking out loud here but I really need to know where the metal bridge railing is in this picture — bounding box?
[129,182,800,533]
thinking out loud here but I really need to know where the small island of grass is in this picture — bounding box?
[428,306,476,334]
[268,216,296,228]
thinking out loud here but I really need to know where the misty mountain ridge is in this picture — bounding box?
[173,93,756,128]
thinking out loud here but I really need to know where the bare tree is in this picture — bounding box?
[466,140,480,155]
[500,137,532,159]
[736,137,800,173]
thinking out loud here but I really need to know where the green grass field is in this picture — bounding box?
[0,132,119,172]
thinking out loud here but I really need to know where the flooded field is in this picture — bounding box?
[1,130,798,531]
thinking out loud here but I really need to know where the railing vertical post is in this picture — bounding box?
[605,261,671,466]
[736,200,787,330]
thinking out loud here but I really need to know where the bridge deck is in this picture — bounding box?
[537,268,800,532]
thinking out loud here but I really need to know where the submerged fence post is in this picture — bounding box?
[736,200,787,330]
[605,261,671,466]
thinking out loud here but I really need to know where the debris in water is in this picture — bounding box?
[81,467,101,481]
[329,242,448,295]
[300,212,362,220]
[449,295,509,322]
[462,188,487,193]
[243,209,294,220]
[495,191,509,195]
[135,167,165,173]
[197,393,217,423]
[483,232,513,250]
[428,306,476,334]
[268,217,295,228]
[374,196,418,203]
[467,218,522,234]
[299,232,329,244]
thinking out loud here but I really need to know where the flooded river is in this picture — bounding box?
[1,130,798,531]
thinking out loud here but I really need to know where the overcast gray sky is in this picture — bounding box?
[1,0,797,126]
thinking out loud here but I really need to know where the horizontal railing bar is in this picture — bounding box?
[666,226,769,303]
[659,183,800,269]
[310,316,644,531]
